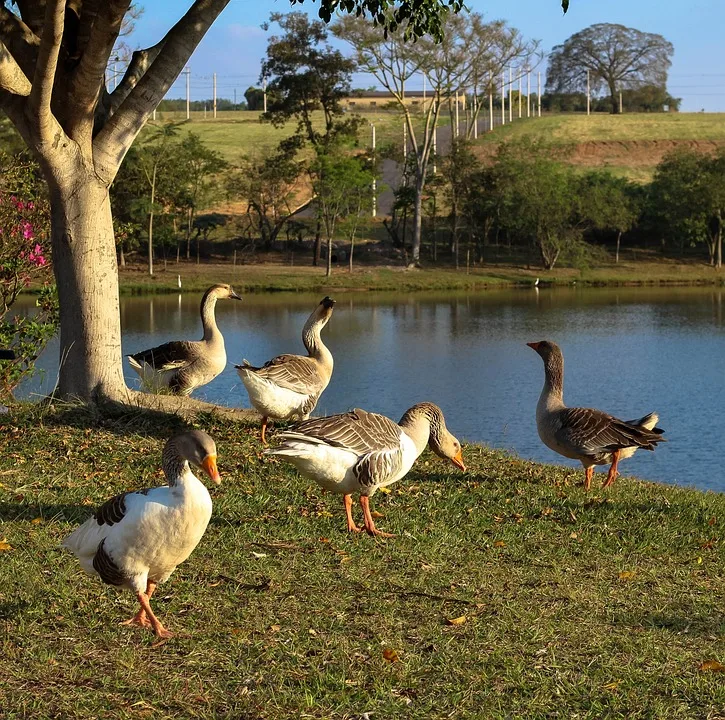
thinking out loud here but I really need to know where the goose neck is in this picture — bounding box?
[302,316,333,372]
[398,408,434,457]
[200,290,221,343]
[540,357,565,410]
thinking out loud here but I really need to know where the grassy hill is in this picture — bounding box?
[473,113,725,182]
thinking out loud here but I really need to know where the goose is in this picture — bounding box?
[528,340,665,489]
[266,402,466,537]
[62,430,221,639]
[236,297,335,443]
[128,284,241,395]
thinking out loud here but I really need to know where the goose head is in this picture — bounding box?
[527,340,563,366]
[401,402,466,471]
[211,284,242,301]
[163,430,221,485]
[313,296,335,325]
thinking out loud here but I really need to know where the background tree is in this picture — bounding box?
[178,132,228,260]
[546,24,673,114]
[227,143,306,252]
[244,86,265,111]
[312,150,374,277]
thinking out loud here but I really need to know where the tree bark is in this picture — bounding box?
[411,169,425,264]
[48,175,126,401]
[615,230,621,263]
[148,163,156,275]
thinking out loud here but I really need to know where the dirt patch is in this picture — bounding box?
[568,139,725,167]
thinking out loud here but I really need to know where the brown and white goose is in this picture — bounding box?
[128,284,241,395]
[528,340,665,489]
[266,402,465,537]
[236,297,335,443]
[62,430,221,639]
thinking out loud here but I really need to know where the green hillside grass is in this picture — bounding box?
[1,403,724,718]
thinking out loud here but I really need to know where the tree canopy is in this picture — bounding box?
[546,23,673,114]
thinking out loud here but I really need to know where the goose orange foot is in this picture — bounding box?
[344,494,362,533]
[602,450,621,489]
[360,495,394,538]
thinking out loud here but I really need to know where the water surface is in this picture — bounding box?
[17,286,725,491]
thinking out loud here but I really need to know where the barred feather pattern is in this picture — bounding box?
[92,539,128,586]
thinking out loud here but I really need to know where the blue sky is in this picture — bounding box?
[128,0,725,111]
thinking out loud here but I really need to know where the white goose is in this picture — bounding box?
[266,402,466,537]
[236,297,335,443]
[128,284,242,395]
[528,340,665,489]
[62,430,221,639]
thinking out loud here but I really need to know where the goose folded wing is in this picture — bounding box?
[248,354,325,395]
[130,341,196,370]
[556,407,661,456]
[285,408,403,456]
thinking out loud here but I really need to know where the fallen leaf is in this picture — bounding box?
[269,624,281,633]
[602,681,619,691]
[251,552,267,559]
[446,615,467,625]
[319,537,330,543]
[31,518,43,524]
[378,487,392,494]
[569,532,578,539]
[698,660,725,672]
[382,648,400,663]
[618,571,636,581]
[697,556,703,565]
[0,539,12,551]
[371,511,384,519]
[493,541,506,548]
[708,517,717,526]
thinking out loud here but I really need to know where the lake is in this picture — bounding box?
[15,286,725,491]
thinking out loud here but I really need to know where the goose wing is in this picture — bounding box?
[278,409,405,487]
[241,354,325,394]
[284,408,403,455]
[555,407,665,459]
[129,340,198,371]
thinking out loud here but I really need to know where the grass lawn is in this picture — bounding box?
[476,113,725,146]
[114,255,725,295]
[145,110,421,165]
[1,403,724,718]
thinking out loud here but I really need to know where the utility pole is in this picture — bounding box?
[508,66,513,122]
[489,81,494,131]
[213,72,217,119]
[619,91,623,114]
[184,66,190,120]
[473,91,478,140]
[527,70,531,117]
[263,80,267,113]
[423,73,426,103]
[234,88,237,106]
[586,68,590,116]
[518,71,522,118]
[371,123,377,217]
[403,119,407,159]
[501,72,506,125]
[537,72,541,117]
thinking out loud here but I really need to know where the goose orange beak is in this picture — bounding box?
[202,454,221,485]
[527,342,541,351]
[451,449,466,472]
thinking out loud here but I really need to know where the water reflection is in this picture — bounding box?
[15,286,725,491]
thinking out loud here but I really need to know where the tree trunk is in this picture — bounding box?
[148,165,156,276]
[718,226,723,270]
[119,245,125,268]
[615,230,622,263]
[48,177,126,401]
[186,207,192,260]
[608,80,618,114]
[313,220,321,267]
[326,236,332,277]
[411,172,425,265]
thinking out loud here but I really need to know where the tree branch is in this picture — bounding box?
[28,0,64,141]
[93,0,231,182]
[0,5,39,78]
[0,39,31,96]
[68,0,131,143]
[14,0,46,37]
[107,40,166,115]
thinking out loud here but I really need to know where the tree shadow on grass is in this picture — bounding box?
[0,597,31,620]
[613,606,725,637]
[0,501,95,523]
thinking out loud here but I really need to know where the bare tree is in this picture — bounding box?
[546,24,673,114]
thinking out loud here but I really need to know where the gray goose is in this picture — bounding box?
[236,297,335,444]
[528,340,665,489]
[266,402,465,537]
[62,431,221,639]
[128,284,241,396]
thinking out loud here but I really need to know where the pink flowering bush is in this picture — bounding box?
[0,154,58,400]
